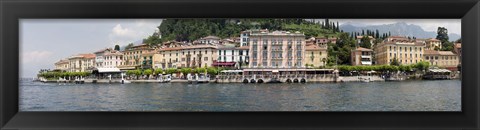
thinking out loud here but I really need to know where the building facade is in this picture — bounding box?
[94,48,123,68]
[424,50,459,68]
[67,54,96,72]
[351,47,374,66]
[215,46,249,68]
[425,38,442,50]
[154,45,218,69]
[54,59,70,71]
[454,42,462,64]
[248,31,306,68]
[119,44,155,70]
[375,36,425,65]
[304,43,328,67]
[240,29,269,47]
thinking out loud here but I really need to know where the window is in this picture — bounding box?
[204,57,208,61]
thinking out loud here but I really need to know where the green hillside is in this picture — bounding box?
[143,19,342,45]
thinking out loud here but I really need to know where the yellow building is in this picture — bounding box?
[375,36,425,65]
[425,38,442,50]
[424,50,459,68]
[154,45,218,69]
[351,47,373,66]
[67,54,96,72]
[304,43,328,67]
[54,59,70,71]
[119,44,155,70]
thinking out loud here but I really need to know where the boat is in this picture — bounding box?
[163,74,172,82]
[196,73,210,83]
[360,77,370,82]
[121,73,131,84]
[187,73,194,83]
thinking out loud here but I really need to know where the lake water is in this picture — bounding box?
[19,80,461,111]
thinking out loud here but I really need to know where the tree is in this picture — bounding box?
[321,58,327,67]
[154,69,164,75]
[125,43,134,50]
[143,69,153,79]
[436,27,453,51]
[114,45,120,51]
[134,69,142,79]
[390,57,400,66]
[360,35,372,49]
[180,68,192,79]
[436,27,449,43]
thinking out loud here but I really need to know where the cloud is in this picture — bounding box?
[108,20,162,46]
[22,51,53,64]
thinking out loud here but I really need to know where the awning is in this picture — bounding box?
[212,62,236,66]
[95,68,121,73]
[272,70,279,73]
[361,61,372,65]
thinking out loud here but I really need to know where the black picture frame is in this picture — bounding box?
[1,0,479,130]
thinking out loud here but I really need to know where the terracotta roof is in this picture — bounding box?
[55,59,69,64]
[160,45,217,51]
[423,50,439,55]
[424,50,456,56]
[426,38,441,42]
[354,47,373,52]
[382,41,424,46]
[305,44,326,51]
[80,54,96,59]
[237,46,250,50]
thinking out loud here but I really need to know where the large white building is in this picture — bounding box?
[94,48,123,68]
[215,45,249,68]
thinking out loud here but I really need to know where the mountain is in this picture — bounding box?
[340,22,461,41]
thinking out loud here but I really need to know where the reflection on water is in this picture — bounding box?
[19,80,461,111]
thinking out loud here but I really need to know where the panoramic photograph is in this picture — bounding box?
[20,19,461,111]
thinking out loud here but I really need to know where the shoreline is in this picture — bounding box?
[34,76,460,84]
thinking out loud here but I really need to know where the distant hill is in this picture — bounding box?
[340,22,461,41]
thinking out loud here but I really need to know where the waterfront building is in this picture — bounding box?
[351,47,374,66]
[248,30,306,68]
[304,43,328,67]
[155,45,218,69]
[54,59,70,71]
[215,45,249,68]
[424,50,459,70]
[94,48,123,68]
[139,51,155,69]
[425,38,442,50]
[119,44,155,70]
[375,36,425,65]
[240,29,269,47]
[67,54,96,72]
[454,42,462,64]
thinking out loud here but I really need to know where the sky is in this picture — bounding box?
[20,19,163,78]
[20,19,461,78]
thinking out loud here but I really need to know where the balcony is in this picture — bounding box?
[361,55,372,59]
